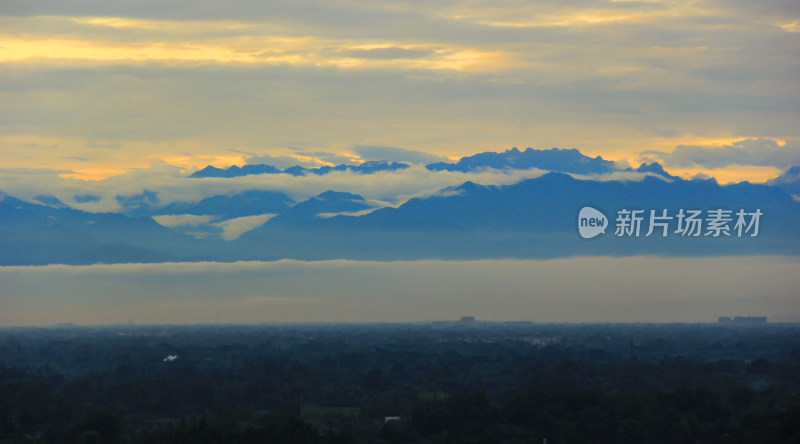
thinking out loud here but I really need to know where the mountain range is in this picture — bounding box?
[769,166,800,198]
[190,160,410,178]
[425,147,617,174]
[0,192,212,265]
[233,172,800,261]
[2,148,799,265]
[188,147,618,178]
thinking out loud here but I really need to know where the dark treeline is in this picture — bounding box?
[1,323,799,443]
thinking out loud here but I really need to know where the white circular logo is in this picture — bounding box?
[578,207,608,239]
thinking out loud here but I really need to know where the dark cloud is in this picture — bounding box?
[4,63,796,148]
[245,151,358,168]
[640,138,800,169]
[0,0,430,32]
[23,142,58,149]
[115,189,159,215]
[74,194,102,203]
[353,145,449,164]
[2,0,799,171]
[34,194,63,206]
[85,141,122,149]
[709,0,800,18]
[244,153,320,169]
[337,47,436,60]
[299,150,362,165]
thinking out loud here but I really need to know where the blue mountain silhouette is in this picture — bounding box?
[155,190,294,218]
[0,192,211,265]
[235,173,800,260]
[266,191,374,226]
[769,166,800,198]
[426,147,617,174]
[3,165,798,265]
[190,161,409,178]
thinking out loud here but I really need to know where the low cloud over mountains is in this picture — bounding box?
[2,147,799,266]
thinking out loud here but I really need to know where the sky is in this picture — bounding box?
[1,1,799,326]
[1,0,799,185]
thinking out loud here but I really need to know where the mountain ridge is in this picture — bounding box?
[425,147,617,175]
[189,160,410,178]
[4,148,798,265]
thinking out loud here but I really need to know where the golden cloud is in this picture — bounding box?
[0,16,507,72]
